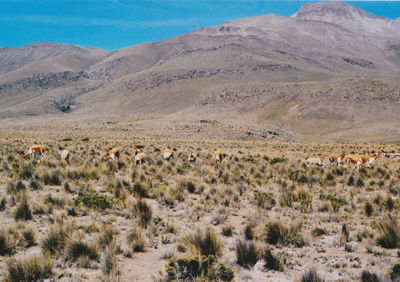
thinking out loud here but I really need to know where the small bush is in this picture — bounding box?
[14,199,32,221]
[6,255,53,282]
[388,261,400,281]
[165,255,234,281]
[270,157,286,165]
[72,193,114,210]
[263,249,284,271]
[184,228,222,257]
[235,239,259,268]
[376,214,400,249]
[301,268,325,282]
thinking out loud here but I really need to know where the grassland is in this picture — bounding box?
[0,133,399,281]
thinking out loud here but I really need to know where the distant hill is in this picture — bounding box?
[1,1,399,141]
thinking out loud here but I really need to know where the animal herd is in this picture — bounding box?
[18,145,223,166]
[307,152,382,169]
[19,144,389,170]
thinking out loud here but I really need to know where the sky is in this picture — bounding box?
[0,0,399,50]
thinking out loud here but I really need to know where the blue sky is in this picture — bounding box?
[0,1,399,50]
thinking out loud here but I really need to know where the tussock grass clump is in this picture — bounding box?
[103,242,118,275]
[263,249,284,271]
[222,226,233,237]
[98,224,115,247]
[22,229,36,247]
[29,180,41,190]
[264,221,304,247]
[14,199,32,221]
[6,255,53,282]
[131,182,149,198]
[235,239,259,268]
[67,239,99,261]
[244,224,254,241]
[127,228,146,252]
[132,198,153,227]
[361,270,383,282]
[42,225,69,255]
[0,231,16,256]
[165,255,234,281]
[72,193,114,210]
[365,202,373,217]
[376,214,400,249]
[7,181,26,195]
[301,268,325,282]
[184,228,222,257]
[254,191,276,210]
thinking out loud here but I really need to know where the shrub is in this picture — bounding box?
[270,157,286,165]
[72,193,114,210]
[184,228,222,257]
[254,191,276,210]
[347,175,355,186]
[67,239,98,261]
[376,214,400,248]
[6,255,53,282]
[165,255,234,281]
[14,199,32,221]
[132,198,153,227]
[301,268,325,282]
[0,197,6,211]
[235,239,259,268]
[388,261,400,281]
[263,249,284,271]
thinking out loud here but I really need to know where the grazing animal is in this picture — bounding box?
[135,152,146,165]
[212,151,223,166]
[360,153,381,168]
[329,153,346,165]
[305,157,323,166]
[20,145,46,160]
[188,153,196,163]
[61,149,70,164]
[101,148,120,162]
[162,149,174,160]
[133,146,141,156]
[344,155,368,169]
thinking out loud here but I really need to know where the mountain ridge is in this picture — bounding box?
[1,1,400,142]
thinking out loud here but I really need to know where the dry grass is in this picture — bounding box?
[0,135,399,280]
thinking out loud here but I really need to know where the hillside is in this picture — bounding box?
[1,1,400,142]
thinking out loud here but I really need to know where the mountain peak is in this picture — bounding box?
[292,1,389,21]
[292,1,393,34]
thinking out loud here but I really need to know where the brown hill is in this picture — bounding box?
[1,1,399,142]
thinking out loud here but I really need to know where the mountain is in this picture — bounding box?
[1,1,400,142]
